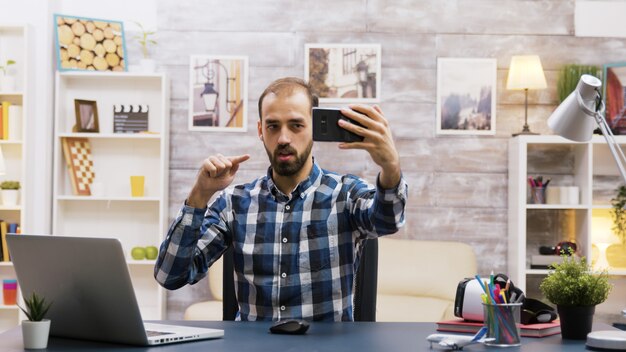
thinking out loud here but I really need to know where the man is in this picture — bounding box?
[155,77,407,321]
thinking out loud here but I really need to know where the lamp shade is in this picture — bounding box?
[506,55,548,90]
[547,75,601,142]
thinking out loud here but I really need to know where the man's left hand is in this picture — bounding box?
[338,104,401,189]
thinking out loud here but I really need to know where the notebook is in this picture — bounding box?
[436,318,561,338]
[6,234,224,346]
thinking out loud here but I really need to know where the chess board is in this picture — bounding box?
[62,137,95,196]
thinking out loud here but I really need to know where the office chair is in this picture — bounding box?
[186,239,379,321]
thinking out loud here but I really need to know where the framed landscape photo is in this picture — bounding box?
[436,58,497,135]
[305,43,381,103]
[74,99,99,133]
[603,62,626,135]
[54,14,127,72]
[188,55,248,132]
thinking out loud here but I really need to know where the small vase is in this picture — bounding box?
[22,319,51,349]
[138,59,156,73]
[557,305,595,339]
[0,75,16,91]
[1,189,19,206]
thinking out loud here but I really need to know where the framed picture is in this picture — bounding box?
[188,55,248,132]
[54,14,127,72]
[74,99,99,133]
[436,58,497,135]
[305,43,381,103]
[603,62,626,135]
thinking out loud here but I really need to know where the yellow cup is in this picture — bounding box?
[130,176,145,197]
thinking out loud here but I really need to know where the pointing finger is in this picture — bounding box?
[229,154,250,165]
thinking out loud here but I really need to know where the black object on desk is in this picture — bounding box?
[269,320,310,334]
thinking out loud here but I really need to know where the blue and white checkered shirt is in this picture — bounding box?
[155,162,407,321]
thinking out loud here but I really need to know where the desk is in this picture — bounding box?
[0,321,611,351]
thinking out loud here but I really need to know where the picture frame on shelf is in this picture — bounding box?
[188,55,248,132]
[305,43,381,103]
[74,99,99,133]
[602,62,626,135]
[54,14,127,72]
[436,58,497,135]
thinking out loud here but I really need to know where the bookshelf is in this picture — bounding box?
[0,24,31,333]
[509,135,626,294]
[52,71,170,320]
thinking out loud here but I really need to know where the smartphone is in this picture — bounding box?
[312,108,365,142]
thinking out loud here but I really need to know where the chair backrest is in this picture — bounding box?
[221,239,378,321]
[376,237,477,322]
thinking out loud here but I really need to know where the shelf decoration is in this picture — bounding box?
[54,14,127,72]
[113,105,148,133]
[74,99,99,133]
[61,137,95,196]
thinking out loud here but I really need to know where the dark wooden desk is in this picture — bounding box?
[0,320,609,351]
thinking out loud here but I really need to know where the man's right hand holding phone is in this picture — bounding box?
[337,104,401,189]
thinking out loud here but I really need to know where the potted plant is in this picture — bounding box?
[0,59,16,91]
[611,185,626,245]
[0,180,20,206]
[18,291,53,349]
[608,185,626,267]
[132,21,157,72]
[539,252,612,339]
[557,64,600,103]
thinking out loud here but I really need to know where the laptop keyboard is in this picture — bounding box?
[146,330,174,337]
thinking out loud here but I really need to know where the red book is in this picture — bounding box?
[436,318,561,338]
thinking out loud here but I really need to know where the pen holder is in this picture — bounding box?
[482,302,522,347]
[530,186,546,204]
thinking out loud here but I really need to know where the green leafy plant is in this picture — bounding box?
[557,64,600,103]
[0,180,20,190]
[0,59,15,76]
[611,185,626,244]
[539,251,612,306]
[18,291,52,322]
[132,21,157,59]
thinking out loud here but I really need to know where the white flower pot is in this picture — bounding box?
[138,59,156,73]
[1,189,19,206]
[0,75,16,91]
[22,319,51,349]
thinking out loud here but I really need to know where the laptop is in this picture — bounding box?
[6,234,224,346]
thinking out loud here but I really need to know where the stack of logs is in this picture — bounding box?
[56,17,126,71]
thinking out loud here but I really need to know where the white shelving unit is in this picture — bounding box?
[52,71,170,320]
[509,135,626,293]
[0,24,32,333]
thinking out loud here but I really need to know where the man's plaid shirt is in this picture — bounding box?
[155,162,407,321]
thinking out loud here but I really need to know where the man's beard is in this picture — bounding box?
[265,141,313,176]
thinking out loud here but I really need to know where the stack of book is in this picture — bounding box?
[436,318,561,338]
[0,221,20,261]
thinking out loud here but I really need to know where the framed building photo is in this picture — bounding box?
[603,62,626,135]
[436,58,497,135]
[74,99,99,133]
[188,55,248,132]
[305,43,381,103]
[54,14,127,72]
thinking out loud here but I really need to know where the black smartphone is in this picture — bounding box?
[312,108,364,142]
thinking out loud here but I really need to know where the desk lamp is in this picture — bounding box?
[507,55,547,136]
[547,74,626,350]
